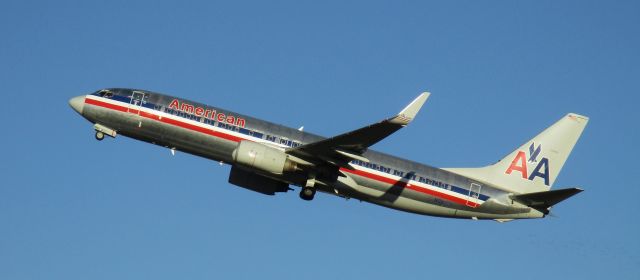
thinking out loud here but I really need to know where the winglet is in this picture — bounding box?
[389,92,430,125]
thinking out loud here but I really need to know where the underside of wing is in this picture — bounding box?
[286,92,430,169]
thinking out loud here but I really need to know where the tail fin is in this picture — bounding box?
[444,113,589,194]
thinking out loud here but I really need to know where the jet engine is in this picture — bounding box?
[232,141,298,175]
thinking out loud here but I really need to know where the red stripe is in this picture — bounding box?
[86,97,477,207]
[339,168,477,207]
[85,98,128,112]
[85,98,244,142]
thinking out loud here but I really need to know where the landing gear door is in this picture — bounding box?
[128,91,148,115]
[467,183,482,207]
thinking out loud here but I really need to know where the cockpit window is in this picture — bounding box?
[98,90,113,98]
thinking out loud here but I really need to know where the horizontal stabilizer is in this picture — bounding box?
[511,188,583,214]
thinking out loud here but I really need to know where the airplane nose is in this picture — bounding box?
[69,96,85,114]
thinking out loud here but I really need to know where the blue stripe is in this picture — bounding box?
[447,185,490,201]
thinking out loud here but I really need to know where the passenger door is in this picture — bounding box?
[128,91,147,115]
[467,183,482,207]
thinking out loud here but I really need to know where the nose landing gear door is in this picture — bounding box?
[128,91,148,115]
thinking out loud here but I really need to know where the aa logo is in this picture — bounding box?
[505,142,550,186]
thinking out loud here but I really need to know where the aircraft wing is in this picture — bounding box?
[286,92,430,169]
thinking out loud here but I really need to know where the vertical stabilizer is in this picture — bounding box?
[444,113,588,194]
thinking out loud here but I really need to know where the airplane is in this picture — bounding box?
[69,88,588,221]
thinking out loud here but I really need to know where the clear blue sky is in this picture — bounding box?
[1,1,638,279]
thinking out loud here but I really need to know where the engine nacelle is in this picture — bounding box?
[232,141,297,175]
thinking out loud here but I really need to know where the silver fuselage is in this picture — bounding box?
[70,89,544,220]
